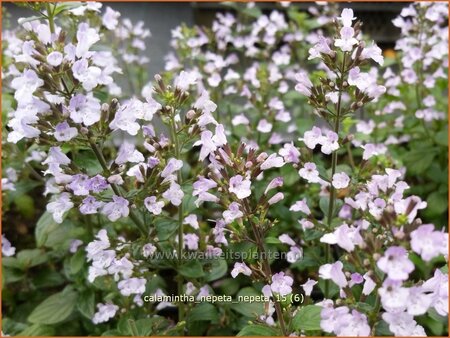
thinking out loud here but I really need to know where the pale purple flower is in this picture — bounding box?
[270,272,293,296]
[88,175,109,193]
[183,214,199,229]
[72,59,102,91]
[102,7,120,30]
[278,142,300,163]
[362,273,376,296]
[46,51,63,67]
[278,234,296,246]
[260,154,285,170]
[47,192,74,223]
[175,70,197,91]
[368,198,386,219]
[231,262,252,278]
[109,100,141,136]
[196,130,217,161]
[287,246,303,263]
[299,162,321,183]
[377,246,414,281]
[160,158,183,179]
[102,195,129,222]
[338,8,356,27]
[162,182,184,206]
[301,278,317,296]
[229,175,251,199]
[294,71,313,96]
[321,305,351,334]
[332,172,350,189]
[193,176,219,206]
[144,196,165,215]
[223,202,244,224]
[320,223,363,252]
[68,174,90,196]
[108,256,133,281]
[299,219,314,230]
[361,143,387,160]
[43,147,71,166]
[336,310,370,336]
[2,234,16,257]
[257,119,273,133]
[289,198,311,215]
[142,243,157,258]
[406,286,433,316]
[68,93,101,126]
[75,23,99,58]
[115,142,144,165]
[394,195,427,223]
[319,261,347,288]
[264,177,284,195]
[301,126,322,149]
[118,277,146,296]
[79,196,104,215]
[69,239,83,253]
[335,26,358,52]
[410,224,448,262]
[320,130,339,154]
[308,36,334,60]
[360,42,384,65]
[184,233,199,250]
[382,311,426,337]
[92,303,119,324]
[196,285,211,300]
[422,269,448,316]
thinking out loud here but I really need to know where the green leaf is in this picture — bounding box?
[77,289,95,320]
[292,305,322,331]
[28,288,77,324]
[17,249,48,269]
[374,320,392,336]
[72,150,103,176]
[155,219,178,241]
[70,249,86,274]
[231,287,264,318]
[189,303,219,323]
[205,258,228,282]
[18,324,55,336]
[237,324,280,336]
[434,128,448,147]
[426,191,448,215]
[265,237,281,244]
[179,260,204,278]
[35,211,59,247]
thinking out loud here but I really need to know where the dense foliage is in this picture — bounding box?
[1,2,448,336]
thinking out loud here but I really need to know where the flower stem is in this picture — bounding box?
[244,201,288,336]
[325,52,347,298]
[45,3,55,34]
[169,117,185,323]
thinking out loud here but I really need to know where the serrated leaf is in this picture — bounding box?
[292,305,322,331]
[189,303,219,323]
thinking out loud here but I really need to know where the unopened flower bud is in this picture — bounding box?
[245,161,253,168]
[372,253,381,261]
[108,174,124,185]
[80,127,89,135]
[256,152,268,162]
[186,109,196,120]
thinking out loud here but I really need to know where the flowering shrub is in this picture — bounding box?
[1,2,448,337]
